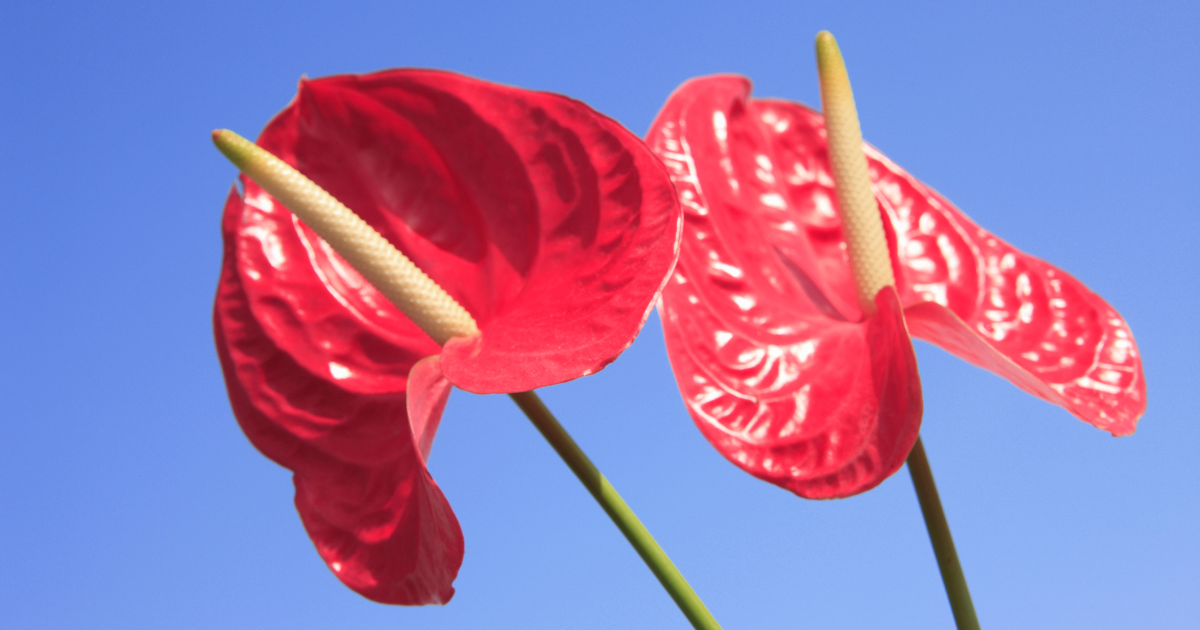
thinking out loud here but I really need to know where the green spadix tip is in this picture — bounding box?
[812,30,896,314]
[211,129,256,170]
[814,31,849,94]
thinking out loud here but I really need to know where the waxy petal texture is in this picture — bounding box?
[246,69,681,396]
[649,77,922,499]
[740,81,1145,436]
[878,171,1145,436]
[213,70,682,603]
[649,75,1144,500]
[216,188,462,604]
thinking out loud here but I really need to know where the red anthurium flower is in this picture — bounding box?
[646,75,1145,500]
[214,69,681,605]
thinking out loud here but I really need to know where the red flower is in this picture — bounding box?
[646,75,1145,499]
[213,69,682,604]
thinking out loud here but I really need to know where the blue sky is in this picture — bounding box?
[2,1,1196,628]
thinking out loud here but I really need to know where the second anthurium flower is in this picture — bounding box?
[646,73,1145,500]
[214,69,682,605]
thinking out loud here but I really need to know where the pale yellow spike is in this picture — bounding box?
[815,31,896,317]
[212,129,480,345]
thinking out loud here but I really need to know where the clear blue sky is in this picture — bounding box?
[2,1,1196,628]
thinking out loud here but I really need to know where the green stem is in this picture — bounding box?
[508,390,722,630]
[907,435,981,630]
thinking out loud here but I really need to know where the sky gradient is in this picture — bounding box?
[2,1,1196,628]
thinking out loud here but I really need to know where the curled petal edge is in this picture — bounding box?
[407,355,453,462]
[904,301,1140,437]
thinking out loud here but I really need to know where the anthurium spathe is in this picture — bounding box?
[214,69,682,605]
[646,74,1145,500]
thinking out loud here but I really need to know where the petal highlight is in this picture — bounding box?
[246,69,680,394]
[652,74,1144,439]
[215,186,463,605]
[746,94,1146,435]
[648,77,922,498]
[213,69,681,603]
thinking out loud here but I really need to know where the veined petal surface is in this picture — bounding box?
[243,69,680,395]
[649,76,922,499]
[213,69,682,603]
[216,188,462,604]
[749,87,1145,436]
[651,75,1144,457]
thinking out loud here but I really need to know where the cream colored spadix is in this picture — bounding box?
[815,31,896,317]
[212,129,480,345]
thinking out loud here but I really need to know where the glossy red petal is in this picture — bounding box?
[215,187,462,605]
[648,77,922,499]
[247,69,680,395]
[215,69,680,602]
[433,78,682,393]
[742,94,1146,435]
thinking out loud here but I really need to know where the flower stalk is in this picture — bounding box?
[816,31,980,630]
[510,391,722,630]
[907,437,981,630]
